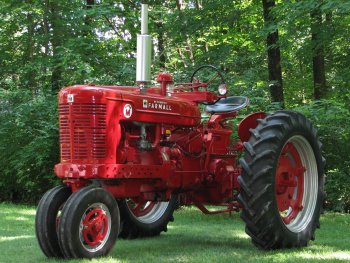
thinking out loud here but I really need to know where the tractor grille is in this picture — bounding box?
[59,103,107,162]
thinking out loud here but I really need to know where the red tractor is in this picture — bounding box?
[35,4,325,259]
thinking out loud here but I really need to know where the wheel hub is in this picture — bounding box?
[82,208,108,246]
[276,142,305,224]
[79,203,111,252]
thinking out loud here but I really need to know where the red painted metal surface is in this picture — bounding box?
[128,199,156,217]
[81,207,109,246]
[275,142,305,224]
[157,72,173,96]
[55,74,257,211]
[194,202,240,215]
[157,72,173,83]
[238,111,266,142]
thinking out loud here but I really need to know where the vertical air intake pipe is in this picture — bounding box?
[136,4,152,87]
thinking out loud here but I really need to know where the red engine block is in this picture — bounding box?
[54,77,259,211]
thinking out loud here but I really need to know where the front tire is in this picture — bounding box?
[58,186,120,259]
[118,195,178,239]
[237,110,325,249]
[35,185,71,258]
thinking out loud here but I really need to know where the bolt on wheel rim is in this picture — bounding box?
[275,135,318,233]
[79,203,111,252]
[127,199,169,224]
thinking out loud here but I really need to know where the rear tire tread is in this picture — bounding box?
[237,111,325,250]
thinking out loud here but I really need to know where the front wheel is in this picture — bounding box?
[58,186,120,259]
[237,110,325,249]
[35,185,71,258]
[118,195,178,239]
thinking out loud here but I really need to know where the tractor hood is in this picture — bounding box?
[58,84,201,126]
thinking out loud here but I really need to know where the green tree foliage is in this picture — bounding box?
[0,0,349,210]
[295,100,350,212]
[0,90,60,202]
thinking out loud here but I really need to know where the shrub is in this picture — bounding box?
[0,89,60,203]
[294,100,350,212]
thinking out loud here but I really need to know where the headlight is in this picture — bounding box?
[218,84,227,96]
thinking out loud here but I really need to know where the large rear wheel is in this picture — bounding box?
[118,195,178,239]
[237,110,325,249]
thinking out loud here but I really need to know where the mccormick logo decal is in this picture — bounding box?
[123,104,133,118]
[142,99,172,111]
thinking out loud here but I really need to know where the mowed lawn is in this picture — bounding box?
[0,203,349,263]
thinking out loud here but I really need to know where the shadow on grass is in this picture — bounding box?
[0,204,349,262]
[110,233,252,262]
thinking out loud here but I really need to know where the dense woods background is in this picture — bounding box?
[0,0,349,211]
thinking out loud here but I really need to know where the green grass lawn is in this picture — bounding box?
[0,203,349,263]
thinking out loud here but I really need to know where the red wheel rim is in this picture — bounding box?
[127,199,156,217]
[82,208,108,246]
[79,203,111,252]
[276,142,305,224]
[125,198,170,224]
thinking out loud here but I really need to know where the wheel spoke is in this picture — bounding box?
[130,202,144,216]
[276,141,305,225]
[190,65,226,96]
[206,73,219,85]
[128,199,157,217]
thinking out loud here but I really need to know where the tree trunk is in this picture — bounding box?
[156,22,166,70]
[311,6,326,100]
[79,0,95,83]
[262,0,284,104]
[24,10,36,91]
[43,0,50,56]
[50,1,63,93]
[194,0,202,9]
[176,0,184,10]
[186,37,194,65]
[177,48,187,68]
[85,0,95,34]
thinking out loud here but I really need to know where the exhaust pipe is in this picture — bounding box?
[136,4,152,85]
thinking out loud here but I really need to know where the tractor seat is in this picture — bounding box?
[205,96,249,114]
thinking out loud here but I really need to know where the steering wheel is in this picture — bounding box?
[190,65,227,104]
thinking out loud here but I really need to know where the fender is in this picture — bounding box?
[238,112,266,142]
